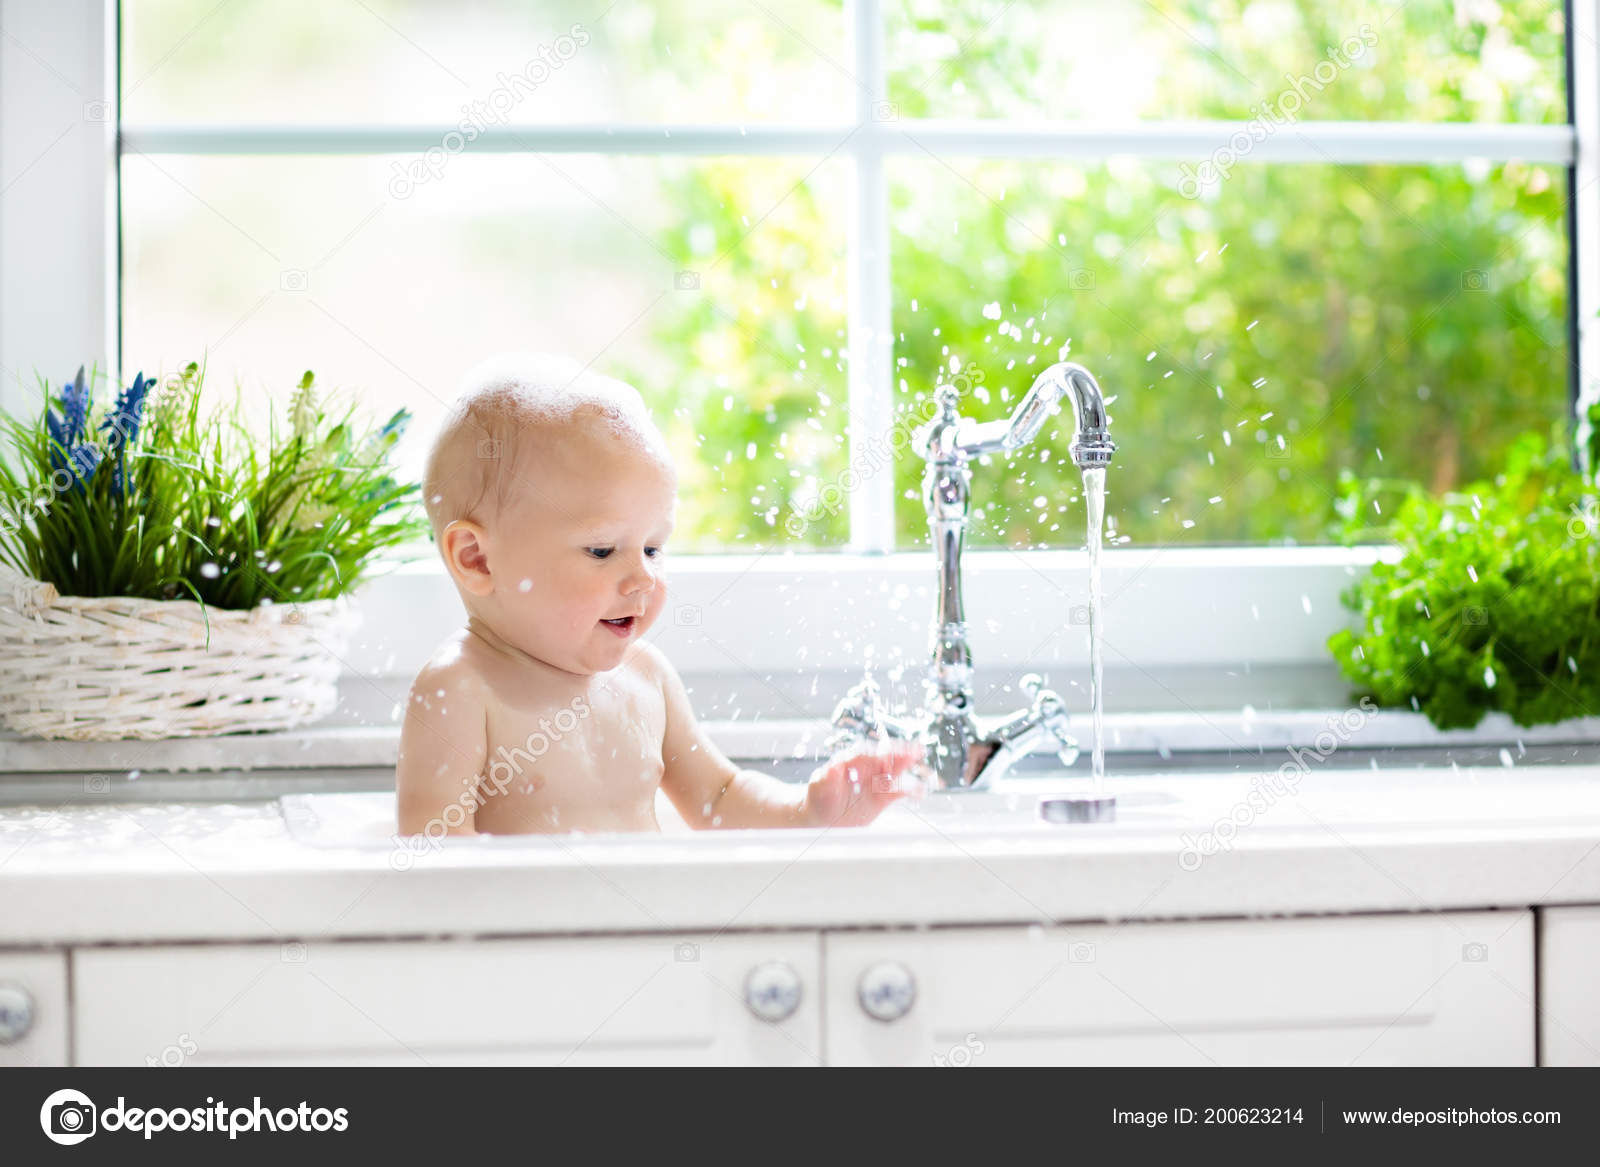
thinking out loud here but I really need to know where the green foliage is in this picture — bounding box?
[0,362,426,610]
[1328,429,1600,729]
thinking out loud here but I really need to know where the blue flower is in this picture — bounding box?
[99,372,151,496]
[45,366,91,460]
[69,443,102,481]
[101,372,151,453]
[45,366,99,491]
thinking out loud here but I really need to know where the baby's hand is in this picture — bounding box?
[802,740,929,828]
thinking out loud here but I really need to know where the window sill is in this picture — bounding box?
[3,707,1592,784]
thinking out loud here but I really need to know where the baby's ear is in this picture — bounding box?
[441,520,495,596]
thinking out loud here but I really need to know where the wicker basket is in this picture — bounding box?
[0,564,356,740]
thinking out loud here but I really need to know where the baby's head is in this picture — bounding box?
[423,353,677,677]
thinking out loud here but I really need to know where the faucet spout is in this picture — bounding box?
[953,360,1115,469]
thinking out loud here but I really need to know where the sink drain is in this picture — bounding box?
[1040,796,1117,824]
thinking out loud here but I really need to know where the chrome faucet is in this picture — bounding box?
[826,361,1115,790]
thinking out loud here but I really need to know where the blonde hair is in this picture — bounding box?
[422,352,671,540]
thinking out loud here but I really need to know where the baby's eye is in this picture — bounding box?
[586,547,613,560]
[645,546,663,558]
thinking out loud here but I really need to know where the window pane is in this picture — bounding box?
[889,157,1568,549]
[121,153,849,550]
[886,0,1565,123]
[121,0,850,124]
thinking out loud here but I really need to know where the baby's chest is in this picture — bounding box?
[484,678,665,798]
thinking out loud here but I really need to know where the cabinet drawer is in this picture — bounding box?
[75,934,819,1066]
[826,911,1533,1066]
[0,950,69,1066]
[1538,905,1600,1066]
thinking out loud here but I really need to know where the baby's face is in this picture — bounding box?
[483,422,676,676]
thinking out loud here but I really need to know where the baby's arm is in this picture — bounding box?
[396,657,489,837]
[646,644,922,829]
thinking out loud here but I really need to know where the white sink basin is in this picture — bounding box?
[279,778,1189,852]
[279,763,1600,856]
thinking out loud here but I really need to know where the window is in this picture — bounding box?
[119,0,1575,559]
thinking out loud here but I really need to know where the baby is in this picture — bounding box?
[396,353,927,838]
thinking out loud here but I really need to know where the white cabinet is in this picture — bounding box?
[1538,905,1600,1066]
[0,949,69,1066]
[824,911,1534,1066]
[61,909,1547,1066]
[73,934,820,1066]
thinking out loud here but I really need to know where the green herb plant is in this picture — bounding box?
[1328,424,1600,729]
[0,361,425,610]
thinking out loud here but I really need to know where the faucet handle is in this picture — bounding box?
[825,673,923,756]
[1015,672,1079,767]
[1019,672,1063,712]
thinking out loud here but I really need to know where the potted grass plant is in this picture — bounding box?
[0,361,425,740]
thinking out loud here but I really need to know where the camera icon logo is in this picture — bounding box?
[1461,942,1489,962]
[1068,605,1091,626]
[476,437,503,460]
[1265,438,1291,460]
[83,774,110,795]
[674,604,701,627]
[83,100,110,122]
[1569,502,1597,540]
[1068,942,1096,964]
[1463,606,1488,627]
[1069,268,1096,291]
[872,100,900,122]
[1461,269,1488,291]
[281,942,307,963]
[40,1088,97,1145]
[674,270,700,291]
[673,942,699,962]
[280,269,309,292]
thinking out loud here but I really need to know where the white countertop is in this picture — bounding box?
[5,708,1599,775]
[3,763,1599,945]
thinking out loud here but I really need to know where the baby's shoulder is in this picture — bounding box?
[623,639,672,688]
[410,629,492,700]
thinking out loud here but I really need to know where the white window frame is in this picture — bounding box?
[1,0,1596,696]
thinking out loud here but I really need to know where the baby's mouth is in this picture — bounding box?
[600,615,637,633]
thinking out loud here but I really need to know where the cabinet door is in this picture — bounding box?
[74,934,819,1066]
[826,911,1533,1066]
[0,950,69,1066]
[1538,905,1600,1066]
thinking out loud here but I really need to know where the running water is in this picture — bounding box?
[1082,466,1107,791]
